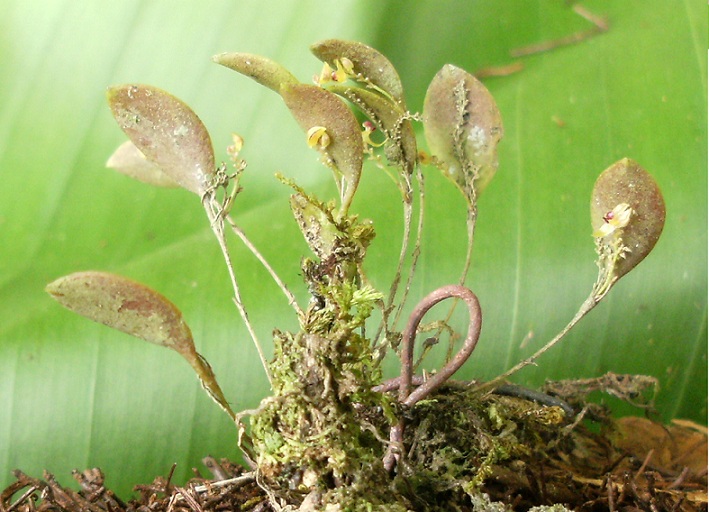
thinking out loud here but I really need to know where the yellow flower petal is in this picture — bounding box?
[594,203,633,238]
[306,126,330,148]
[227,133,244,161]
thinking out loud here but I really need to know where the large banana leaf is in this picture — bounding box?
[1,0,705,497]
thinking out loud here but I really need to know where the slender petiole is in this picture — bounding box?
[224,214,304,318]
[375,172,414,348]
[390,166,426,333]
[472,294,597,396]
[202,193,273,387]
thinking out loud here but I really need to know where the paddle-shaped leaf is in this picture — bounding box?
[212,52,298,94]
[107,84,216,196]
[591,158,666,282]
[106,140,180,188]
[280,83,363,212]
[423,64,503,202]
[46,272,235,418]
[478,160,665,391]
[311,39,406,107]
[47,271,194,353]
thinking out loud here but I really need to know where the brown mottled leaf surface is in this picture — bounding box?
[1,0,704,500]
[107,84,215,196]
[46,271,194,355]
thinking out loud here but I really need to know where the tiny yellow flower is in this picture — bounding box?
[361,121,385,148]
[315,62,335,85]
[227,133,244,162]
[594,203,632,238]
[307,126,330,149]
[330,58,354,82]
[338,57,354,75]
[315,58,355,85]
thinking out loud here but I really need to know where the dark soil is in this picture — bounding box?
[3,383,706,511]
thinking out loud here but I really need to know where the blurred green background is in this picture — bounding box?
[1,0,705,498]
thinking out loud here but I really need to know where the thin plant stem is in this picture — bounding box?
[188,352,236,420]
[510,4,607,58]
[191,474,255,493]
[373,171,414,354]
[390,166,426,331]
[203,196,272,387]
[385,174,413,314]
[424,205,477,368]
[474,232,628,395]
[224,214,304,318]
[475,61,525,79]
[472,294,598,395]
[461,209,477,286]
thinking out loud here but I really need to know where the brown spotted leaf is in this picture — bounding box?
[280,83,363,211]
[591,158,666,279]
[311,39,406,108]
[212,52,298,93]
[46,271,196,356]
[106,140,180,188]
[107,84,215,196]
[289,192,339,260]
[46,271,236,418]
[423,64,503,201]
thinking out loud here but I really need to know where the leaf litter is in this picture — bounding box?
[3,374,706,511]
[13,18,705,510]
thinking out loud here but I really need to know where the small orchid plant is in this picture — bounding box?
[46,40,665,505]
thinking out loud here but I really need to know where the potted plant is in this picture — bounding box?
[12,39,694,510]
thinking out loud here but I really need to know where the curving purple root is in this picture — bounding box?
[381,285,482,472]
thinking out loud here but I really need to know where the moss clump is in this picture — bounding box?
[393,385,567,507]
[43,37,670,511]
[248,202,398,506]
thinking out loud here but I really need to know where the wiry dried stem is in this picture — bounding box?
[472,294,597,396]
[510,4,608,58]
[224,214,304,318]
[202,195,272,387]
[423,203,478,366]
[390,166,426,331]
[373,170,414,358]
[476,210,641,395]
[373,158,427,364]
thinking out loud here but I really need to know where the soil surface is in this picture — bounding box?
[3,379,706,511]
[3,418,706,511]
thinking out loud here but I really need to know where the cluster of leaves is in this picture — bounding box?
[45,39,666,508]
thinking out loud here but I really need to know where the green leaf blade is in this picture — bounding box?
[423,64,503,199]
[311,38,406,107]
[213,52,299,93]
[591,158,666,280]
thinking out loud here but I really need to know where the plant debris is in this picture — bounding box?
[33,36,687,511]
[4,379,706,511]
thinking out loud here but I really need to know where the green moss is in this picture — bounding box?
[395,386,566,501]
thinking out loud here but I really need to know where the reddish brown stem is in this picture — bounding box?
[399,285,482,406]
[383,285,482,472]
